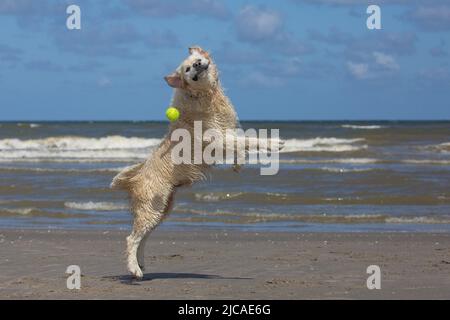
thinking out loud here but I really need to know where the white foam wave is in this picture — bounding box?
[64,201,128,211]
[194,192,244,202]
[0,150,151,160]
[0,158,134,163]
[281,138,366,153]
[386,216,450,224]
[424,142,450,153]
[0,135,161,160]
[0,166,124,173]
[319,167,374,173]
[402,159,450,165]
[17,123,41,128]
[0,135,367,160]
[280,158,378,164]
[342,124,383,130]
[0,208,35,215]
[0,135,160,150]
[175,209,450,224]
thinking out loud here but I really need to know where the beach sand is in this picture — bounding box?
[0,229,449,299]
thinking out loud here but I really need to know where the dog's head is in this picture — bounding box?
[164,46,217,92]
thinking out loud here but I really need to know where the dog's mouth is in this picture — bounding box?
[192,63,209,82]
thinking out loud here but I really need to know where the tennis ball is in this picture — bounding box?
[166,107,180,122]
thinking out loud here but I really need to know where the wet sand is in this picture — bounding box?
[0,229,449,299]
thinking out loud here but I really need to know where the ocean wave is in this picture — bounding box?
[0,166,124,174]
[0,207,89,218]
[0,136,362,153]
[0,135,366,160]
[342,124,383,130]
[423,142,450,153]
[64,201,128,211]
[318,167,374,173]
[172,209,450,224]
[0,135,161,160]
[401,159,450,165]
[0,135,160,151]
[385,216,450,224]
[194,192,244,202]
[280,158,450,165]
[0,199,66,208]
[0,207,35,215]
[189,192,450,205]
[0,150,151,160]
[281,138,366,153]
[0,158,135,163]
[17,123,41,128]
[279,158,379,164]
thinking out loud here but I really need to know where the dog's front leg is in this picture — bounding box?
[229,134,285,172]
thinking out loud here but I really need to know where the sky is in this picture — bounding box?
[0,0,449,121]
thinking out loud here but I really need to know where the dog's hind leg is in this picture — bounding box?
[126,225,146,279]
[127,207,164,279]
[135,189,176,272]
[137,232,150,271]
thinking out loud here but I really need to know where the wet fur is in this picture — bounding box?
[111,46,239,279]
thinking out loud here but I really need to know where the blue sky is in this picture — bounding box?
[0,0,449,120]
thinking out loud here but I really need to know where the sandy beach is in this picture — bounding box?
[0,229,449,299]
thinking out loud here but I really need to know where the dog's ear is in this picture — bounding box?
[164,72,183,88]
[189,46,210,59]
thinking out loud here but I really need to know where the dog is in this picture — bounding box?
[111,46,281,279]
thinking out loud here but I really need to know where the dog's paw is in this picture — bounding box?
[137,254,145,271]
[128,263,143,280]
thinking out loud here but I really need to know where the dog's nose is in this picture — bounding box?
[193,59,202,69]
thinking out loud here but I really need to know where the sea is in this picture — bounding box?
[0,121,449,233]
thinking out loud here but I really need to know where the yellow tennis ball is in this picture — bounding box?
[166,107,180,122]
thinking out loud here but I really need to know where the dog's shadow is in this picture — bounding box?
[104,273,251,285]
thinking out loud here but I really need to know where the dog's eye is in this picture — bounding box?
[185,67,191,72]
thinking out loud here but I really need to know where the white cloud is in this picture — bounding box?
[239,71,284,88]
[235,5,283,42]
[347,52,400,80]
[346,61,369,79]
[234,5,312,56]
[124,0,230,20]
[97,76,112,87]
[373,52,400,71]
[280,57,302,76]
[293,0,444,5]
[408,5,450,31]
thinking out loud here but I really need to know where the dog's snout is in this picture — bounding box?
[193,59,202,69]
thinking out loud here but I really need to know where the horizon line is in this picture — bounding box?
[1,119,449,122]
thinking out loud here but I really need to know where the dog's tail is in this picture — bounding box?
[110,162,145,190]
